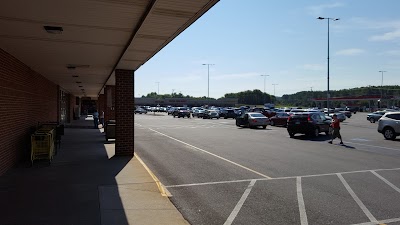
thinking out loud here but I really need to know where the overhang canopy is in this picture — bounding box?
[0,0,218,97]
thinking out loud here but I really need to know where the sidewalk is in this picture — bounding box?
[0,118,188,225]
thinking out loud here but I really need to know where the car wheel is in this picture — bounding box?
[262,125,266,129]
[289,132,295,138]
[325,131,330,135]
[370,117,375,123]
[236,120,240,127]
[270,120,275,126]
[383,127,396,140]
[313,128,320,137]
[173,115,176,118]
[224,117,227,119]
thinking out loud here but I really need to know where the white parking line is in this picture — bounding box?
[352,217,400,225]
[345,141,400,151]
[165,167,400,188]
[371,171,400,194]
[165,178,254,188]
[337,173,377,223]
[297,177,309,225]
[224,180,257,225]
[148,128,272,179]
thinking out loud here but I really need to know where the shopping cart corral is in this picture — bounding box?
[30,122,64,166]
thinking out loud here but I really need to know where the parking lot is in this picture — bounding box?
[134,112,400,225]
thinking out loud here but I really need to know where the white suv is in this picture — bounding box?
[378,112,400,140]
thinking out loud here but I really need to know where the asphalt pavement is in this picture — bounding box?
[134,112,400,225]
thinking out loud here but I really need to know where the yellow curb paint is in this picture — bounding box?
[134,153,172,197]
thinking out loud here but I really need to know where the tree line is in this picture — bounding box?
[140,85,400,107]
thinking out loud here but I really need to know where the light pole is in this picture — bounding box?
[379,70,387,100]
[155,82,160,95]
[272,84,278,103]
[260,75,269,104]
[202,63,214,105]
[317,16,339,112]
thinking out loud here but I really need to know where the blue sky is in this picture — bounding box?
[135,0,400,98]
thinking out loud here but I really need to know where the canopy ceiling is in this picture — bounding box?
[0,0,219,97]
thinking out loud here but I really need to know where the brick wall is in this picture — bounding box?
[0,48,58,175]
[115,69,134,156]
[105,85,115,121]
[98,94,105,116]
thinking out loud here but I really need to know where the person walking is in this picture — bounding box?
[93,110,99,129]
[328,114,343,144]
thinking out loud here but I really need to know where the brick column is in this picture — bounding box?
[105,85,115,121]
[115,69,134,156]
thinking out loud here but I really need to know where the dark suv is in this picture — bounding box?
[287,112,331,137]
[172,107,191,118]
[219,109,237,119]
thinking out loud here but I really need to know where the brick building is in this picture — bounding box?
[0,1,219,175]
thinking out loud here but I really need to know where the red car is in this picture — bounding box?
[269,112,290,126]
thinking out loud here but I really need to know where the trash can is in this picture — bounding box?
[105,120,116,141]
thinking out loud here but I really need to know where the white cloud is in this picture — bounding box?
[350,18,400,42]
[302,64,325,71]
[369,29,400,41]
[335,48,365,56]
[379,50,400,56]
[307,2,345,16]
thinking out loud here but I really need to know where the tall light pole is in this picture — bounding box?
[155,82,160,95]
[260,74,269,104]
[202,63,214,99]
[272,84,278,103]
[379,70,387,100]
[317,16,339,111]
[202,63,214,106]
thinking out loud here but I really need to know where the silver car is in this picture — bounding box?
[235,112,269,129]
[378,112,400,140]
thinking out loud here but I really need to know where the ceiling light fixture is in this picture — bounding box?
[72,75,79,78]
[76,81,82,84]
[44,26,63,34]
[78,85,83,87]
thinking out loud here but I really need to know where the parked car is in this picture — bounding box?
[269,112,290,126]
[203,111,220,119]
[287,112,331,137]
[339,110,352,118]
[172,107,191,118]
[328,113,346,122]
[219,109,237,119]
[167,107,175,115]
[134,107,147,114]
[377,112,400,140]
[235,112,269,129]
[367,111,386,123]
[193,109,205,118]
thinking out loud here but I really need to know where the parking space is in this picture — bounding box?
[134,112,400,225]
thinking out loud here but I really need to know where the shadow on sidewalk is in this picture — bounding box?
[0,127,131,225]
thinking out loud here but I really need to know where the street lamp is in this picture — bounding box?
[202,63,214,99]
[379,70,387,100]
[260,74,269,104]
[202,63,214,105]
[155,82,160,95]
[272,84,278,103]
[317,16,339,112]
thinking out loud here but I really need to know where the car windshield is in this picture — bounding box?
[249,113,265,118]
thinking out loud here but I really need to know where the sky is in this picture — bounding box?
[135,0,400,98]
